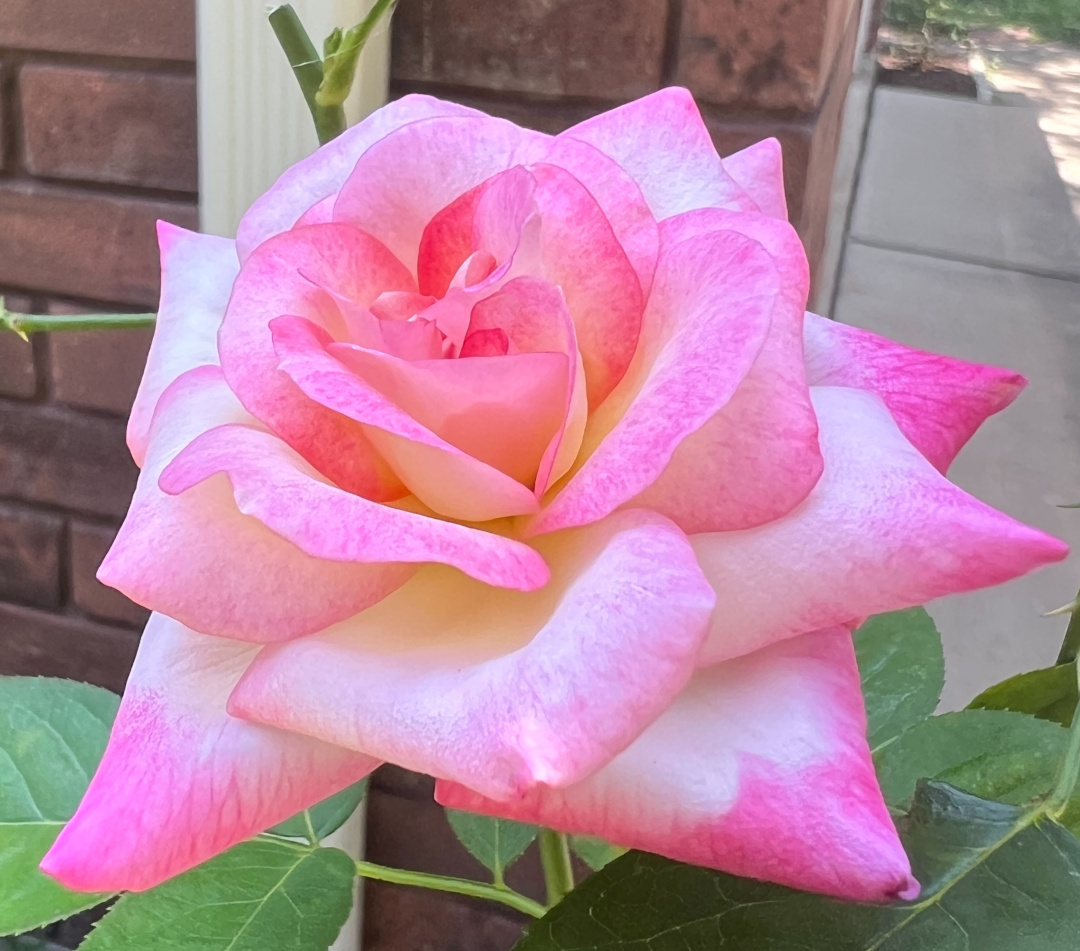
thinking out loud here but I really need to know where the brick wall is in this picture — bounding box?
[0,0,197,692]
[390,0,864,288]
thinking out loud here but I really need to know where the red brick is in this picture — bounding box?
[363,883,526,951]
[70,521,149,628]
[0,503,62,609]
[391,0,666,100]
[0,0,195,61]
[0,601,138,692]
[675,0,860,111]
[20,64,198,192]
[0,294,39,399]
[704,0,861,292]
[0,402,138,518]
[0,183,196,306]
[45,304,152,415]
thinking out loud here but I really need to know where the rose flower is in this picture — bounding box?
[42,89,1066,902]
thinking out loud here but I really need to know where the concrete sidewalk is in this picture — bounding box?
[830,85,1080,708]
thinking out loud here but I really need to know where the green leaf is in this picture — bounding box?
[969,662,1078,725]
[875,708,1067,807]
[568,836,626,872]
[445,810,537,883]
[268,779,369,840]
[855,608,944,750]
[0,677,119,935]
[514,782,1080,951]
[81,839,356,951]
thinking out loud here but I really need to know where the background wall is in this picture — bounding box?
[0,1,866,948]
[0,0,197,692]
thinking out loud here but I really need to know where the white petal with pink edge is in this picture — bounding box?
[631,209,821,533]
[437,626,917,903]
[236,94,484,259]
[127,222,237,467]
[804,312,1026,472]
[228,510,715,801]
[530,227,778,536]
[40,613,377,893]
[560,87,759,219]
[695,385,1067,666]
[722,138,788,220]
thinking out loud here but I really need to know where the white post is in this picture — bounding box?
[195,4,389,948]
[196,0,391,239]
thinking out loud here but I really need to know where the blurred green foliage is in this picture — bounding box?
[885,0,1080,43]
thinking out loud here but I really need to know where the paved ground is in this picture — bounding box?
[831,83,1080,708]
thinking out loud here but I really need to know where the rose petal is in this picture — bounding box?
[631,209,821,532]
[530,228,778,535]
[420,164,642,406]
[236,94,484,259]
[218,222,415,500]
[41,613,377,893]
[333,115,537,275]
[561,87,759,219]
[804,312,1026,472]
[271,315,541,520]
[101,366,415,642]
[722,138,788,220]
[519,134,659,302]
[326,345,568,486]
[128,222,238,466]
[694,386,1068,665]
[467,277,587,493]
[228,510,715,801]
[437,626,917,903]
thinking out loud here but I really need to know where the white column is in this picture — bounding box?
[196,0,391,238]
[195,5,388,948]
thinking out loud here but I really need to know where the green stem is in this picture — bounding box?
[1056,588,1080,664]
[301,810,321,849]
[316,0,399,109]
[1,309,155,337]
[268,4,347,145]
[537,828,575,906]
[354,860,547,918]
[1050,661,1080,815]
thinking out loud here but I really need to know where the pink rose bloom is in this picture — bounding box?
[43,89,1064,902]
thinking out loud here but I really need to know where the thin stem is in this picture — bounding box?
[302,810,321,849]
[537,829,575,906]
[1050,661,1080,815]
[354,860,547,918]
[268,4,347,144]
[316,0,399,108]
[1055,588,1080,664]
[1,309,156,337]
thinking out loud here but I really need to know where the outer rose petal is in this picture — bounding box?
[631,209,821,533]
[218,222,415,500]
[128,222,238,466]
[530,228,777,536]
[102,366,417,641]
[228,510,715,801]
[561,87,759,219]
[236,94,484,259]
[722,138,788,220]
[41,613,377,893]
[438,627,917,903]
[695,386,1067,665]
[804,312,1025,472]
